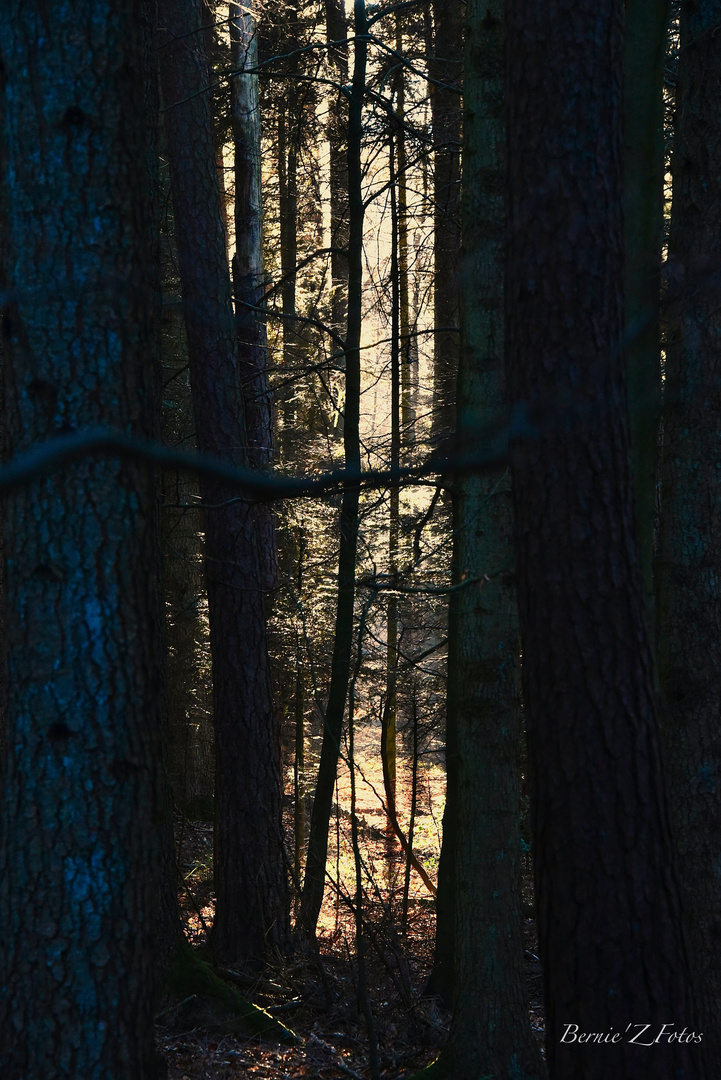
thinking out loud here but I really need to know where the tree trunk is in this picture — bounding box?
[385,132,401,844]
[429,0,462,440]
[0,3,165,1076]
[394,29,415,446]
[158,0,290,967]
[297,0,366,940]
[278,103,299,453]
[623,0,669,636]
[434,2,546,1075]
[656,3,721,1075]
[505,2,698,1077]
[231,0,277,589]
[325,0,350,330]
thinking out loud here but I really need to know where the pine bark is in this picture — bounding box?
[158,0,289,967]
[437,2,545,1075]
[656,3,721,1075]
[0,3,165,1076]
[506,2,698,1078]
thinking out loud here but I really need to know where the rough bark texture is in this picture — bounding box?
[438,2,545,1075]
[429,0,462,439]
[505,3,698,1078]
[656,4,721,1076]
[297,0,365,940]
[158,0,289,967]
[623,0,669,635]
[0,4,165,1076]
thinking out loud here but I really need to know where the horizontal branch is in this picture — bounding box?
[0,409,533,501]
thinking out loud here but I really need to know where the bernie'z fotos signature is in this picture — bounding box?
[561,1024,702,1046]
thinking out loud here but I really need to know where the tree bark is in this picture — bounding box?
[0,3,165,1076]
[435,2,546,1075]
[506,2,698,1077]
[158,0,290,967]
[656,3,721,1075]
[623,0,669,636]
[231,0,277,590]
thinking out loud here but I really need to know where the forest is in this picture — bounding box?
[0,0,718,1078]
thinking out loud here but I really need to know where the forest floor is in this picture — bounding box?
[157,726,545,1078]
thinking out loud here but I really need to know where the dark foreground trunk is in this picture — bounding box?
[437,1,545,1075]
[506,3,698,1078]
[0,4,165,1076]
[657,4,721,1076]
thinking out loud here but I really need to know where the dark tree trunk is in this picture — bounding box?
[623,0,669,635]
[435,1,545,1075]
[158,0,290,967]
[0,3,165,1076]
[505,2,698,1078]
[429,0,462,440]
[656,3,721,1075]
[297,0,366,940]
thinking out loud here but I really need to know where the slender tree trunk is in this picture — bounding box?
[278,103,299,452]
[275,0,302,454]
[231,0,277,589]
[158,0,289,967]
[326,0,350,330]
[624,0,669,636]
[297,0,367,940]
[401,687,419,930]
[294,528,306,889]
[506,2,698,1077]
[429,0,462,440]
[394,19,415,444]
[0,4,165,1076]
[433,2,546,1076]
[656,3,721,1075]
[385,133,401,843]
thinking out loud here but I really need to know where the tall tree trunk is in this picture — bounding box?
[433,2,546,1076]
[385,133,401,842]
[278,103,299,453]
[656,3,721,1075]
[395,21,415,445]
[231,0,277,589]
[158,0,290,968]
[325,0,350,330]
[0,3,165,1076]
[623,0,669,636]
[506,2,698,1078]
[297,0,367,940]
[429,0,462,440]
